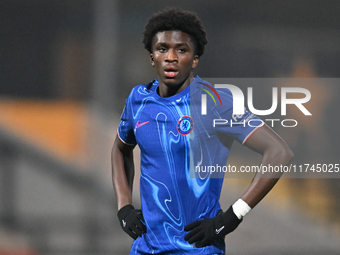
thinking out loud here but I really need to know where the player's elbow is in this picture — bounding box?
[273,143,294,165]
[283,146,294,164]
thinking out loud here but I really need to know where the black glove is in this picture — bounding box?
[184,206,242,248]
[117,204,146,240]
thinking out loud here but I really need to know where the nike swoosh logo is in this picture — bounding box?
[215,226,225,234]
[122,220,126,228]
[136,120,149,129]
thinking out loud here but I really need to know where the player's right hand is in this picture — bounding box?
[117,204,146,240]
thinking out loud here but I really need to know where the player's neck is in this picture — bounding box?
[157,73,193,97]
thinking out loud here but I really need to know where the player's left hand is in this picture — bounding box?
[184,206,242,248]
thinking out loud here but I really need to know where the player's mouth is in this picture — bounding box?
[164,65,179,78]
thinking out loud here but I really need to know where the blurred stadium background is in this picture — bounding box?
[0,0,339,254]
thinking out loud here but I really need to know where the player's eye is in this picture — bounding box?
[158,47,167,53]
[178,48,186,53]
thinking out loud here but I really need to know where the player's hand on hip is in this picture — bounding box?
[117,204,146,240]
[184,206,242,248]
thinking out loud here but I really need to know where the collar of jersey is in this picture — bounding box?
[151,75,202,103]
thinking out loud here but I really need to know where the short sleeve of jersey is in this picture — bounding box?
[118,94,137,146]
[213,88,263,145]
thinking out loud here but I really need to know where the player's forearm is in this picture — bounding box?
[240,140,294,208]
[111,137,135,210]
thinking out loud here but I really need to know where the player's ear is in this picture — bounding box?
[192,55,199,69]
[150,53,155,67]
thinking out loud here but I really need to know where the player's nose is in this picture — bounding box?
[165,49,178,62]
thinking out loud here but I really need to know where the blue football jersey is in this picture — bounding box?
[118,76,262,254]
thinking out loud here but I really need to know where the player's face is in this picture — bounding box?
[150,31,199,96]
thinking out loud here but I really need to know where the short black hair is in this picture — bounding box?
[143,8,208,57]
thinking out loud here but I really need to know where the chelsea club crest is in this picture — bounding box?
[177,116,194,135]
